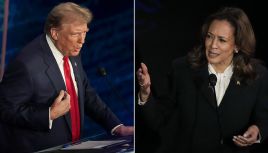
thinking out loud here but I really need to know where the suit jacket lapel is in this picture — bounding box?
[40,35,66,93]
[218,78,240,108]
[193,65,217,109]
[40,35,72,133]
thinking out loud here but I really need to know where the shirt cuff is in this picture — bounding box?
[111,124,123,135]
[138,93,147,105]
[49,107,53,129]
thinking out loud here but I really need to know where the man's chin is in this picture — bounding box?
[70,51,80,56]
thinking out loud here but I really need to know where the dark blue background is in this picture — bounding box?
[0,0,133,138]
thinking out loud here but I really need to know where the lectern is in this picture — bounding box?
[36,133,133,153]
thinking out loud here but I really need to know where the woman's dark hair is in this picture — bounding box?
[188,7,258,83]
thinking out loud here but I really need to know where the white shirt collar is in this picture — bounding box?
[208,62,233,105]
[208,63,233,77]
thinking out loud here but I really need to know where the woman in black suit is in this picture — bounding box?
[136,7,268,153]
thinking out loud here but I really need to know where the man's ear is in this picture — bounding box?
[50,28,59,40]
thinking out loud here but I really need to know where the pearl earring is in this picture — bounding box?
[234,49,239,53]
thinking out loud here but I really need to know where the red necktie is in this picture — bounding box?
[63,56,80,142]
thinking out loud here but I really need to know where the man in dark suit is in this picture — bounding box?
[0,2,133,152]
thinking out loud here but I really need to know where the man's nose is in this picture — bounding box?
[78,37,85,44]
[78,33,86,44]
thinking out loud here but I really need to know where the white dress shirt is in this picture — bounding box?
[208,63,233,106]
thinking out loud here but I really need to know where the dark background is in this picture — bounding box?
[0,0,133,138]
[135,0,268,152]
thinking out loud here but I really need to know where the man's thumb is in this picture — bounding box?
[56,90,65,101]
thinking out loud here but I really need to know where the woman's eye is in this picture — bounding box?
[219,39,227,43]
[206,34,212,39]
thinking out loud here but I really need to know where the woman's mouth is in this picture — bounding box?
[208,51,220,58]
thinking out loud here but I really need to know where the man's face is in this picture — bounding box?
[51,20,89,56]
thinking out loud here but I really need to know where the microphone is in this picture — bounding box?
[98,67,107,76]
[97,67,132,113]
[208,74,223,147]
[208,74,217,105]
[209,74,217,87]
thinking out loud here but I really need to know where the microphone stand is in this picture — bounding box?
[98,67,133,114]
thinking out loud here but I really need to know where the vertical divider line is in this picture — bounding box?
[1,0,10,81]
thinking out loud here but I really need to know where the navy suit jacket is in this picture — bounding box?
[139,57,268,153]
[0,34,121,152]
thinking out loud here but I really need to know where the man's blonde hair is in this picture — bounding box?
[44,2,93,34]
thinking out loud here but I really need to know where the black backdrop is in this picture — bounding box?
[135,0,268,152]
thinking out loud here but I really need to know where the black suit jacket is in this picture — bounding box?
[139,57,268,153]
[0,34,121,152]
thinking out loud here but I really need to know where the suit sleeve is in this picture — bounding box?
[0,60,49,131]
[81,70,122,132]
[137,60,180,132]
[255,68,268,141]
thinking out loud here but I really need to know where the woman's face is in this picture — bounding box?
[205,20,237,71]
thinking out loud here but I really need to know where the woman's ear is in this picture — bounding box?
[234,47,239,53]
